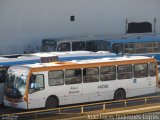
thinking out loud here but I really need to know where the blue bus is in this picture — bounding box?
[40,34,160,63]
[105,34,160,63]
[40,37,109,52]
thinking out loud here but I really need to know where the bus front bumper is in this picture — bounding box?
[4,98,28,109]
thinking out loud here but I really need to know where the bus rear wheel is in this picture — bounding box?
[45,97,58,109]
[114,89,126,100]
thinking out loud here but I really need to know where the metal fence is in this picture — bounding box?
[1,95,160,119]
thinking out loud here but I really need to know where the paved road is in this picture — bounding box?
[0,91,160,120]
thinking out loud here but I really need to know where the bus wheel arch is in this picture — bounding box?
[114,88,126,100]
[45,95,59,109]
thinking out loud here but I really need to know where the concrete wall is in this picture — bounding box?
[0,0,160,54]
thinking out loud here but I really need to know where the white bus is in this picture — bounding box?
[1,50,115,105]
[4,56,158,109]
[40,36,109,52]
[0,56,42,105]
[0,54,57,104]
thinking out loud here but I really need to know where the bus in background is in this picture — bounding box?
[0,55,57,104]
[40,34,160,63]
[4,56,158,109]
[40,36,109,52]
[105,34,160,63]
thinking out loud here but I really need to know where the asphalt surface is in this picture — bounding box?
[0,91,160,120]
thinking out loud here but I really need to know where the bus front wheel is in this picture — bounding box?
[114,89,126,100]
[45,96,58,109]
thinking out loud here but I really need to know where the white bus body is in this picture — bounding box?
[4,56,158,109]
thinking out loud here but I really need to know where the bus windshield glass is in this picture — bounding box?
[6,73,27,94]
[41,40,57,52]
[86,40,110,52]
[5,66,29,98]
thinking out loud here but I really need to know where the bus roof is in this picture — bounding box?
[32,51,115,57]
[42,34,160,44]
[0,56,40,67]
[21,56,155,69]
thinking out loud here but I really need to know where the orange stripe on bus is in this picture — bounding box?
[31,58,156,72]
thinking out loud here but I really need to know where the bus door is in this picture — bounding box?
[132,63,152,95]
[148,63,157,87]
[82,67,104,102]
[112,43,123,55]
[28,73,46,109]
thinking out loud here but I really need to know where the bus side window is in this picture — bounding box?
[72,41,85,51]
[100,66,116,81]
[146,42,159,53]
[125,43,135,54]
[41,39,57,52]
[65,69,82,85]
[134,43,146,54]
[134,64,148,78]
[29,74,44,93]
[117,65,133,80]
[86,41,100,52]
[112,43,123,54]
[57,42,70,51]
[48,70,64,86]
[29,75,35,88]
[83,67,99,83]
[86,40,108,52]
[149,62,156,76]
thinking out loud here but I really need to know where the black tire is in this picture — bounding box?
[45,97,58,109]
[114,89,126,100]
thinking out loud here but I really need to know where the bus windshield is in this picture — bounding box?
[41,39,57,52]
[86,40,110,52]
[5,73,27,98]
[5,66,29,98]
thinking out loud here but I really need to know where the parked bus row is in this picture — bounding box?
[1,33,160,109]
[4,56,159,109]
